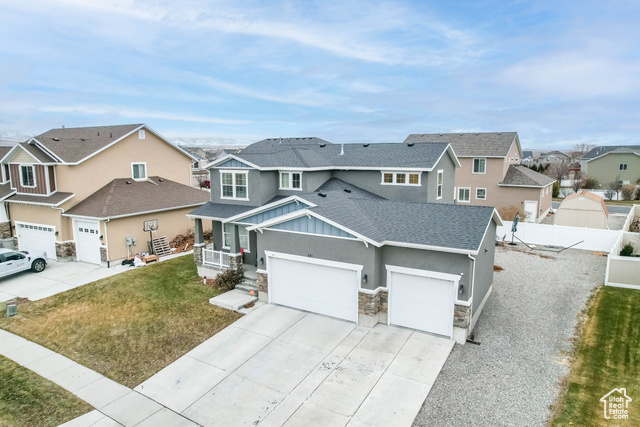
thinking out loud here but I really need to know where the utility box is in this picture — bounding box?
[5,304,17,317]
[126,236,133,246]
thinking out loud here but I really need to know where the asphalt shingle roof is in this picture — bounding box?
[34,124,143,163]
[240,137,333,154]
[403,132,518,157]
[188,196,288,220]
[65,177,209,218]
[8,192,74,206]
[0,146,14,161]
[0,183,14,201]
[500,165,556,187]
[233,142,451,169]
[18,142,56,163]
[581,145,640,160]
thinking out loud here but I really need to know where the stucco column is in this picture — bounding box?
[194,218,204,246]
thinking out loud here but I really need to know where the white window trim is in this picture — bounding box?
[131,162,147,181]
[380,171,421,186]
[472,158,486,174]
[458,187,471,203]
[279,171,303,191]
[476,188,487,200]
[222,224,250,253]
[220,170,249,201]
[620,163,628,170]
[19,164,36,188]
[436,169,443,200]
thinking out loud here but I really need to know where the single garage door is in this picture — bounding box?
[75,220,101,265]
[268,252,360,322]
[16,222,57,261]
[388,266,457,338]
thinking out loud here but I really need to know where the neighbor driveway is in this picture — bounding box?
[135,304,453,426]
[0,260,130,302]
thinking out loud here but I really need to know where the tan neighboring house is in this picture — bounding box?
[554,191,609,229]
[404,132,556,222]
[0,124,209,265]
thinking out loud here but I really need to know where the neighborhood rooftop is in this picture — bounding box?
[500,164,556,187]
[581,145,640,160]
[227,141,455,169]
[403,132,518,157]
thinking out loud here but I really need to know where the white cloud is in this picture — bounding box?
[39,105,251,125]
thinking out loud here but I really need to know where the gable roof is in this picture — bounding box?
[64,176,209,219]
[500,165,556,187]
[581,145,640,161]
[403,132,519,158]
[214,141,459,170]
[243,180,500,254]
[0,146,14,162]
[18,124,197,165]
[562,191,608,216]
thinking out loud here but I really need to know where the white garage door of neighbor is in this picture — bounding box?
[75,220,102,265]
[17,223,57,261]
[269,254,360,322]
[389,269,456,338]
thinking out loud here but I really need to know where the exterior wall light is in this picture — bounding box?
[362,274,368,285]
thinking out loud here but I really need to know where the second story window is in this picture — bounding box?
[280,171,302,190]
[473,158,486,174]
[381,171,421,186]
[221,171,248,200]
[132,162,147,181]
[20,165,35,187]
[620,163,628,171]
[436,170,443,199]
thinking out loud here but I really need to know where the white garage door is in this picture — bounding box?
[388,267,457,338]
[268,252,360,322]
[16,222,57,261]
[75,220,101,265]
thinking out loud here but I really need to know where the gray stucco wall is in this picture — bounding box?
[257,230,379,290]
[425,152,456,204]
[380,246,472,300]
[471,219,496,312]
[331,170,430,202]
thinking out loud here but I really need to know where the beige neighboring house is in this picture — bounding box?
[404,132,556,222]
[554,191,609,229]
[0,124,209,265]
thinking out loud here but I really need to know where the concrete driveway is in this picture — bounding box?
[135,304,453,426]
[0,260,130,302]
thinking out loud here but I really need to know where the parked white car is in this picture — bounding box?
[0,248,47,278]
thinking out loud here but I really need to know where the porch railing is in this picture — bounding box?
[202,247,231,268]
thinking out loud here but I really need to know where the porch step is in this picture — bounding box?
[209,289,257,312]
[236,282,258,294]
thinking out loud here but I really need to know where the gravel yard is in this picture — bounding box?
[414,245,607,427]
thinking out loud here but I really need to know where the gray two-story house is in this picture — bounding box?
[188,137,501,344]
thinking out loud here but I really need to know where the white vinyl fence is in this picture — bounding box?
[605,206,640,289]
[497,221,621,252]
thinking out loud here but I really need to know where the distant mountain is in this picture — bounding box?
[170,137,247,149]
[0,130,30,143]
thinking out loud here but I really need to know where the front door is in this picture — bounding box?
[524,200,537,223]
[75,220,102,264]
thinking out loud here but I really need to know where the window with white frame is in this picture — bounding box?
[20,165,35,187]
[381,171,421,185]
[458,187,470,202]
[221,171,248,199]
[620,163,628,171]
[473,158,486,173]
[476,188,486,200]
[223,224,249,252]
[138,129,146,139]
[132,163,146,180]
[280,171,302,190]
[436,170,443,199]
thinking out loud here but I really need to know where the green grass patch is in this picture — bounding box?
[0,355,92,427]
[0,255,241,388]
[551,286,640,426]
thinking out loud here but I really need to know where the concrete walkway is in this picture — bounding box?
[0,251,194,303]
[135,304,454,426]
[0,329,199,426]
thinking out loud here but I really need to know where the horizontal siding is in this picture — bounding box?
[10,164,48,195]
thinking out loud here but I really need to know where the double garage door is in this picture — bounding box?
[267,252,458,337]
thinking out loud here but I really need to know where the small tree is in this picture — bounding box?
[545,163,570,182]
[607,175,622,200]
[604,188,616,200]
[581,176,598,189]
[620,243,634,257]
[621,184,636,201]
[570,171,582,193]
[552,181,560,197]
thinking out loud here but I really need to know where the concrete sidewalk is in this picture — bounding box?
[0,329,199,427]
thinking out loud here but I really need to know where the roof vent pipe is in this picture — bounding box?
[279,137,282,144]
[340,144,344,155]
[110,132,113,138]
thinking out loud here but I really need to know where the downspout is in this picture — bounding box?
[104,218,111,268]
[467,253,476,315]
[51,205,65,258]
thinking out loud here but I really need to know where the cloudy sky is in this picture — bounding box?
[1,0,638,148]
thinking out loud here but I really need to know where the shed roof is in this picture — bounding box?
[562,191,609,216]
[500,165,556,187]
